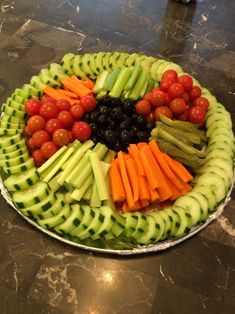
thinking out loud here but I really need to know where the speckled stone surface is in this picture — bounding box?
[0,0,235,313]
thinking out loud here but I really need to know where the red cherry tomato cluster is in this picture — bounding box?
[135,69,209,127]
[24,95,94,166]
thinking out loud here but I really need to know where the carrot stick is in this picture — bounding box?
[61,77,91,97]
[125,157,139,202]
[180,182,192,194]
[56,88,79,99]
[128,144,145,176]
[137,142,147,150]
[148,140,184,189]
[122,201,129,212]
[139,144,162,190]
[146,181,160,202]
[117,151,135,210]
[43,86,75,104]
[163,153,193,183]
[138,176,150,202]
[164,175,182,201]
[109,160,125,202]
[70,75,94,91]
[84,77,95,90]
[139,199,149,208]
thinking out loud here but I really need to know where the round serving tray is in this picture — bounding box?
[1,175,234,255]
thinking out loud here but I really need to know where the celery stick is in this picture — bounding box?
[37,146,67,175]
[83,185,92,201]
[71,174,93,201]
[104,68,120,91]
[64,191,74,204]
[57,140,94,185]
[89,152,109,201]
[109,67,132,98]
[145,78,155,93]
[90,181,101,208]
[140,79,148,99]
[48,172,62,191]
[96,90,107,99]
[103,149,116,163]
[93,70,109,94]
[124,64,142,91]
[43,147,74,182]
[129,69,149,100]
[61,140,82,170]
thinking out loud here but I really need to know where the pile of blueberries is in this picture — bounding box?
[83,96,155,152]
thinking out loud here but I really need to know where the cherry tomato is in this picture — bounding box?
[32,149,46,167]
[45,118,63,135]
[80,95,96,112]
[188,106,206,125]
[23,126,32,138]
[56,99,71,112]
[165,93,172,106]
[154,106,173,121]
[169,98,186,115]
[41,95,56,104]
[150,89,166,107]
[146,111,155,123]
[70,104,85,120]
[135,100,151,116]
[162,69,178,82]
[168,83,185,99]
[32,130,50,147]
[26,137,37,153]
[160,77,175,92]
[182,92,190,104]
[40,141,58,159]
[143,92,154,104]
[193,96,209,111]
[40,102,59,120]
[177,75,193,92]
[52,129,71,147]
[25,98,42,116]
[175,110,189,122]
[72,121,91,141]
[27,115,46,133]
[57,111,74,128]
[189,86,201,100]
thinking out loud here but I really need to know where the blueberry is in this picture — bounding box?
[113,141,123,152]
[120,130,132,144]
[98,106,110,115]
[119,120,130,130]
[97,114,108,127]
[136,115,146,127]
[89,111,99,122]
[123,99,135,113]
[146,122,155,131]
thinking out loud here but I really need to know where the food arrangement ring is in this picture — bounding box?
[0,52,234,255]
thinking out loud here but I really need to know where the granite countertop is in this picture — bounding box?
[0,0,235,313]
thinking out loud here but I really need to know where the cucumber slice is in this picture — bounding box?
[148,211,165,241]
[0,128,23,136]
[0,139,26,155]
[130,213,147,240]
[54,203,84,235]
[3,158,35,175]
[92,206,117,239]
[12,181,50,209]
[192,185,217,212]
[163,208,180,237]
[40,193,65,219]
[75,209,104,240]
[193,172,226,203]
[3,167,39,192]
[137,215,159,244]
[37,204,71,230]
[69,206,95,237]
[198,165,232,190]
[61,53,75,75]
[185,191,209,222]
[158,210,172,239]
[21,192,56,218]
[172,207,191,237]
[0,152,29,168]
[174,195,201,227]
[0,134,22,148]
[122,212,138,237]
[1,147,27,160]
[206,141,235,155]
[206,127,234,140]
[205,148,233,163]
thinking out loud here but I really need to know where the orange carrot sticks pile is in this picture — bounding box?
[108,139,193,212]
[43,75,94,104]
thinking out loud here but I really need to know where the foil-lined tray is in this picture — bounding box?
[0,176,234,255]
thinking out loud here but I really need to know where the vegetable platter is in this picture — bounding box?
[0,52,234,255]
